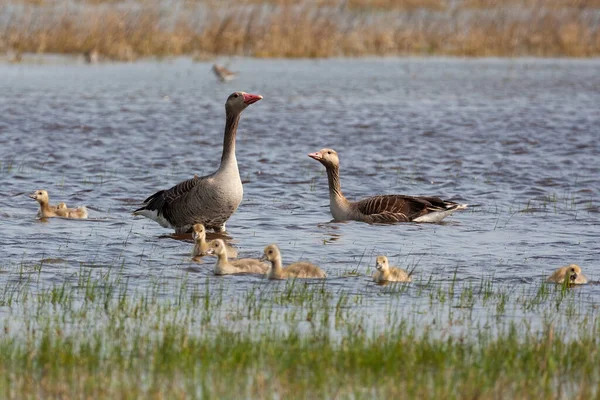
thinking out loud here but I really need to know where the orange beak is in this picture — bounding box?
[243,93,263,105]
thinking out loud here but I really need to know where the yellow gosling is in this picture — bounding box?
[29,190,87,219]
[261,244,326,280]
[547,264,587,285]
[55,202,69,217]
[372,256,411,283]
[29,190,58,218]
[192,224,237,260]
[207,239,267,275]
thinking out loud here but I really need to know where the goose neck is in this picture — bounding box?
[220,110,241,168]
[269,258,283,279]
[196,237,209,253]
[326,165,350,212]
[326,166,344,199]
[39,201,52,217]
[217,251,229,263]
[214,252,229,274]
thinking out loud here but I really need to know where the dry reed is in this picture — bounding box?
[2,0,600,59]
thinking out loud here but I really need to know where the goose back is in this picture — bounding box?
[373,267,411,283]
[354,195,464,223]
[280,262,327,279]
[215,259,268,275]
[136,174,242,232]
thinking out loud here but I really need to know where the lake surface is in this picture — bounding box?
[1,57,599,332]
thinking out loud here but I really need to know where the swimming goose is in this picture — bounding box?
[191,223,238,259]
[29,190,88,219]
[212,64,236,82]
[134,92,262,233]
[372,256,411,283]
[547,264,587,285]
[308,148,468,223]
[206,239,268,275]
[261,244,326,280]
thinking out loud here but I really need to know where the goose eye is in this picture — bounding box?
[268,250,273,254]
[571,268,575,272]
[234,93,239,98]
[327,151,331,155]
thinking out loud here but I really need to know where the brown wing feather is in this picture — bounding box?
[355,195,432,222]
[135,175,204,223]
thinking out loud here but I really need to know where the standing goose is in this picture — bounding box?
[207,239,268,275]
[191,223,238,259]
[261,244,326,280]
[372,256,411,283]
[308,148,468,223]
[134,92,262,233]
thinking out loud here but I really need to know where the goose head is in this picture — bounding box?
[567,264,582,282]
[375,256,389,272]
[57,202,68,210]
[29,189,49,204]
[261,244,281,263]
[192,223,206,241]
[225,91,262,114]
[206,239,227,256]
[308,148,339,169]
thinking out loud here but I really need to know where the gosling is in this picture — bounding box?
[192,223,238,260]
[55,202,69,217]
[29,190,88,219]
[207,239,268,275]
[55,201,88,218]
[547,264,587,285]
[261,244,326,280]
[372,256,411,283]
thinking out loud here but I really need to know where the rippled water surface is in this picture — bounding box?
[1,57,599,327]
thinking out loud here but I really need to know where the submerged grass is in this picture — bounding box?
[2,0,600,60]
[0,261,599,398]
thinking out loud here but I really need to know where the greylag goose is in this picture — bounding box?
[308,148,468,223]
[8,50,22,63]
[83,49,100,64]
[212,64,236,82]
[29,190,88,219]
[261,244,326,280]
[547,264,587,285]
[191,223,238,259]
[207,239,268,275]
[134,92,262,233]
[372,256,411,283]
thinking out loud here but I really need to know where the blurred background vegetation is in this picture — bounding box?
[2,0,599,60]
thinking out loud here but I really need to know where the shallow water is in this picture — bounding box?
[1,57,599,330]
